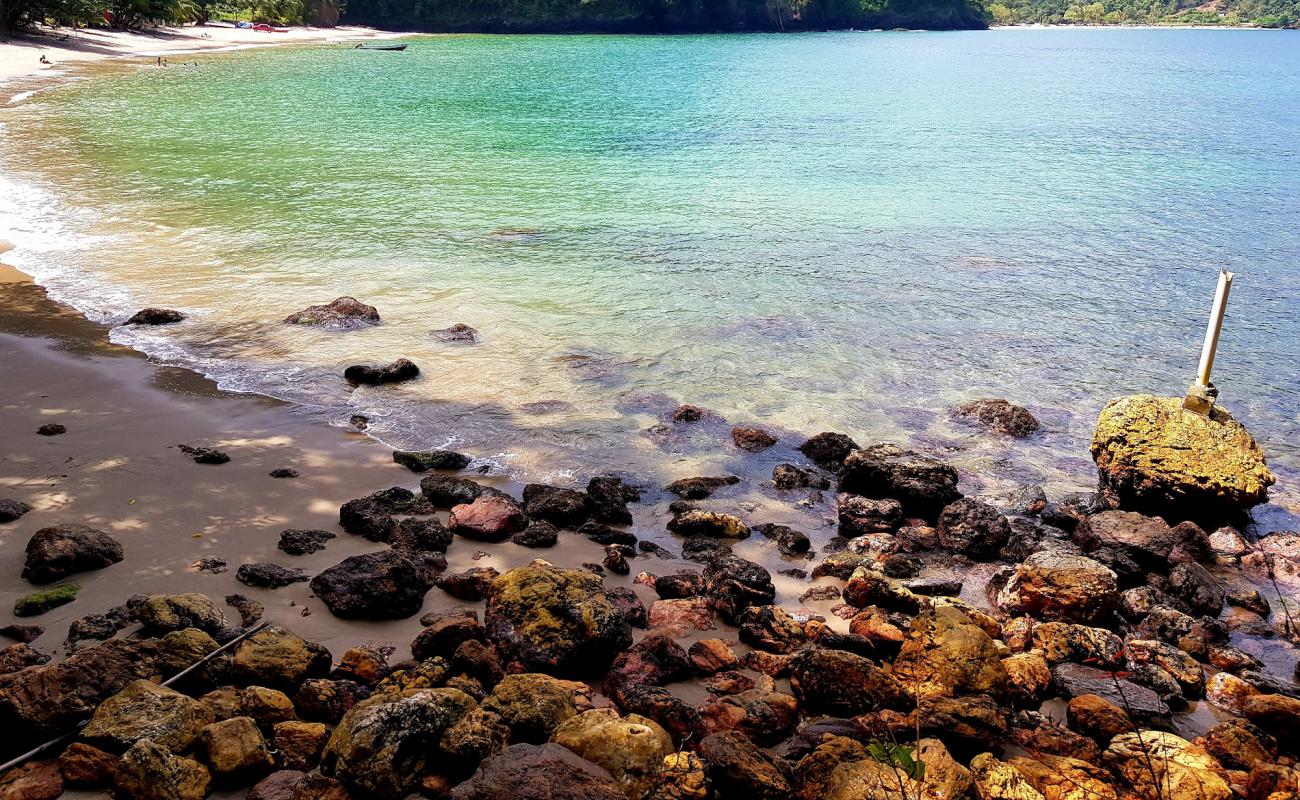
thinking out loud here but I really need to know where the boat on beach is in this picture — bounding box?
[355,42,408,50]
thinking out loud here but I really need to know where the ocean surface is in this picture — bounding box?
[2,29,1298,517]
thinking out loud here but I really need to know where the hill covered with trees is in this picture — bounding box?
[988,0,1297,25]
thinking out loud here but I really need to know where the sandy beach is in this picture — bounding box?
[0,23,402,85]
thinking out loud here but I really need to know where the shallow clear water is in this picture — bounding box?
[3,29,1299,511]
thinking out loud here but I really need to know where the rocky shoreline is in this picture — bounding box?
[1,289,1299,800]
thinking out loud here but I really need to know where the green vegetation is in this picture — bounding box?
[13,583,79,617]
[987,0,1297,26]
[339,0,988,31]
[1,0,336,34]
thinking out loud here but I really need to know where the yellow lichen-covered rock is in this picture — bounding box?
[824,739,969,800]
[116,740,210,800]
[971,753,1047,800]
[1009,753,1118,800]
[1091,395,1274,517]
[893,606,1008,699]
[1002,652,1053,704]
[551,708,674,799]
[82,680,213,754]
[1104,731,1231,800]
[646,751,709,800]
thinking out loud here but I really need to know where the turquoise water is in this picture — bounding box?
[3,30,1298,510]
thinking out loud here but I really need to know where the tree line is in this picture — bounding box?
[987,0,1297,26]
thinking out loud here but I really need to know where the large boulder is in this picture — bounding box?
[699,688,799,745]
[1103,731,1231,800]
[1091,394,1274,519]
[449,495,528,541]
[702,555,775,624]
[0,638,160,741]
[789,647,908,715]
[935,498,1010,560]
[1051,663,1169,719]
[135,594,226,635]
[450,743,625,800]
[21,525,124,584]
[283,296,379,328]
[231,625,331,688]
[697,731,792,800]
[310,550,442,620]
[521,484,590,528]
[893,607,1008,698]
[81,680,213,753]
[198,716,274,778]
[839,444,960,518]
[550,708,674,798]
[1073,510,1185,570]
[321,687,476,799]
[994,551,1118,624]
[484,565,632,675]
[115,740,210,800]
[1008,753,1118,800]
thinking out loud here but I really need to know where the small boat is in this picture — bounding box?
[355,43,408,51]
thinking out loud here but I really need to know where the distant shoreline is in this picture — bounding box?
[0,24,405,87]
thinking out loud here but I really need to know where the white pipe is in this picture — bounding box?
[1194,269,1234,388]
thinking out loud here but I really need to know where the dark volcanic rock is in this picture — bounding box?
[752,523,811,556]
[484,564,632,675]
[283,296,379,328]
[772,463,830,490]
[671,404,708,423]
[1072,510,1184,570]
[954,398,1040,437]
[236,563,309,589]
[277,529,335,556]
[0,498,34,523]
[665,475,739,500]
[703,555,776,624]
[421,475,488,508]
[936,498,1011,560]
[268,468,299,479]
[310,550,442,620]
[521,484,590,527]
[585,476,636,525]
[698,731,792,800]
[125,307,185,325]
[393,449,471,472]
[412,609,485,660]
[450,743,625,800]
[433,323,479,343]
[1167,562,1225,617]
[668,510,749,539]
[511,520,558,548]
[0,642,50,674]
[789,648,908,715]
[439,567,500,601]
[837,493,903,536]
[798,432,859,470]
[579,522,638,546]
[1051,663,1170,719]
[22,525,124,584]
[36,423,66,436]
[0,624,44,644]
[225,594,264,627]
[732,426,778,451]
[338,499,397,542]
[654,571,705,599]
[840,444,960,518]
[178,444,229,464]
[343,358,419,385]
[390,517,453,553]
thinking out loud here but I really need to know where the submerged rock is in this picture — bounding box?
[732,426,778,451]
[1091,394,1274,518]
[343,358,420,385]
[393,449,472,472]
[22,524,123,585]
[772,463,830,490]
[283,296,379,328]
[798,432,859,470]
[125,307,186,325]
[954,398,1039,437]
[433,322,480,342]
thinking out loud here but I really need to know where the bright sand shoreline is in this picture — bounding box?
[0,23,404,86]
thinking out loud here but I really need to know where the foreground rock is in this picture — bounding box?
[117,739,210,800]
[22,524,124,584]
[81,679,212,753]
[321,687,475,799]
[283,296,379,328]
[451,743,625,800]
[450,495,528,541]
[310,550,442,619]
[1091,394,1274,518]
[483,564,632,675]
[995,551,1119,624]
[954,398,1039,437]
[550,708,674,798]
[0,498,33,523]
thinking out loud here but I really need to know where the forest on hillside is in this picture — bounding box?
[989,0,1297,26]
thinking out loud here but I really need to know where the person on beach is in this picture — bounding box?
[39,55,50,64]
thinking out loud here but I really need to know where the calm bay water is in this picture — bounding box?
[3,29,1298,511]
